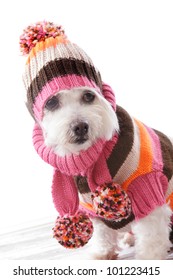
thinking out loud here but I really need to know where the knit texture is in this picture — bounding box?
[75,106,173,229]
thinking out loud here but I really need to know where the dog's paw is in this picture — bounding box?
[118,232,135,249]
[122,232,135,247]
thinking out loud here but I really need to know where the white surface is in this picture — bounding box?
[1,0,173,230]
[0,218,172,260]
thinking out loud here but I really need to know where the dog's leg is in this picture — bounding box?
[88,218,118,260]
[132,204,172,259]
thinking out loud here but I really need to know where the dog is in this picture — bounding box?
[21,20,173,260]
[39,86,173,260]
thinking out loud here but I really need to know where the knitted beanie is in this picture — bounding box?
[20,21,116,121]
[20,21,131,249]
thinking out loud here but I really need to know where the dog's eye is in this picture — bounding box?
[45,96,59,111]
[82,91,95,103]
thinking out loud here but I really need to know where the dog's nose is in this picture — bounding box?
[73,122,89,137]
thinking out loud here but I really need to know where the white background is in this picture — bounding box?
[1,0,173,231]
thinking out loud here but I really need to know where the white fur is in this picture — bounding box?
[88,218,118,260]
[132,204,172,259]
[40,87,172,259]
[41,87,119,156]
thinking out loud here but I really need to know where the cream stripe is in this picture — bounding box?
[23,42,96,90]
[113,119,140,184]
[79,192,92,204]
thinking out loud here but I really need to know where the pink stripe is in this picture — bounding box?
[144,125,163,171]
[102,83,116,110]
[33,75,100,120]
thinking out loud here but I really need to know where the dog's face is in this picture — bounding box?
[40,87,119,156]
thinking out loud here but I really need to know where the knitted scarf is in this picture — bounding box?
[33,122,118,217]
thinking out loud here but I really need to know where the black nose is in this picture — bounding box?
[73,122,89,137]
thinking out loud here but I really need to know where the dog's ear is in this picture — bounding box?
[25,101,36,121]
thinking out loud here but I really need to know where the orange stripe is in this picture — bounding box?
[80,201,94,212]
[26,36,69,64]
[122,119,153,191]
[166,192,173,210]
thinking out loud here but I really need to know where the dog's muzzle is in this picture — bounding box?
[72,121,89,144]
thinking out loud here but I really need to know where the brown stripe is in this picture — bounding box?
[102,212,134,230]
[74,176,91,194]
[107,106,134,179]
[27,58,102,107]
[170,224,173,244]
[154,129,173,180]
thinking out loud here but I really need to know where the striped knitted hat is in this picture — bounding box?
[20,21,115,121]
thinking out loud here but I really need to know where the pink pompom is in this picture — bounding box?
[53,212,93,249]
[19,20,66,55]
[92,182,132,221]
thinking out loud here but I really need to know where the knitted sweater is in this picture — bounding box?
[75,106,173,229]
[33,106,173,230]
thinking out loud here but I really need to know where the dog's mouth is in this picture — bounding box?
[74,136,88,144]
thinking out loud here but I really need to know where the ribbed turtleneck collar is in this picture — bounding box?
[33,123,118,176]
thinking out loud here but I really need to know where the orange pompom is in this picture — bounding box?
[53,212,93,249]
[92,182,132,221]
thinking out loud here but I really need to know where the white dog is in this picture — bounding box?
[21,20,173,260]
[40,86,173,260]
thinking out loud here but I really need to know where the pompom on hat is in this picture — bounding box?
[20,21,131,249]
